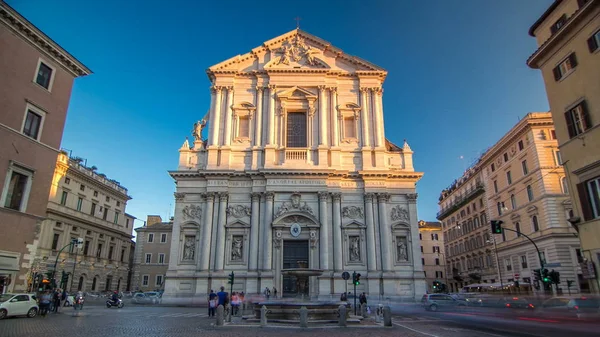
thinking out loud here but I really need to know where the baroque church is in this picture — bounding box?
[163,29,426,302]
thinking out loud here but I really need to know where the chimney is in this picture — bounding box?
[146,215,163,226]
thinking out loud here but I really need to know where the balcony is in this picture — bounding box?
[285,148,308,162]
[437,181,485,220]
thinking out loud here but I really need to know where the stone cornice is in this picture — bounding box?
[47,206,134,239]
[63,163,131,201]
[0,2,91,77]
[169,169,423,181]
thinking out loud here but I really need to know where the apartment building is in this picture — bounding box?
[0,1,91,292]
[32,152,134,292]
[132,216,173,291]
[527,0,600,292]
[418,221,447,292]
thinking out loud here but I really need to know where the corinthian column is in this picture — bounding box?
[254,86,264,147]
[210,86,223,146]
[364,193,377,271]
[372,87,384,147]
[224,86,234,146]
[262,192,274,270]
[249,192,261,270]
[377,193,391,271]
[318,86,328,146]
[331,87,339,147]
[332,193,342,271]
[360,87,371,148]
[214,193,228,270]
[200,193,215,271]
[318,192,329,270]
[267,85,276,146]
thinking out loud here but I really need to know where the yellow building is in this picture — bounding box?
[527,0,600,292]
[418,221,447,292]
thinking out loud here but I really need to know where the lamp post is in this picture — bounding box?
[486,234,504,291]
[437,251,449,292]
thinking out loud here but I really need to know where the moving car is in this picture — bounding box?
[0,293,39,319]
[537,296,600,320]
[132,292,161,304]
[421,293,467,311]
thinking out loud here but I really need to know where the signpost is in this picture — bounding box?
[342,271,350,296]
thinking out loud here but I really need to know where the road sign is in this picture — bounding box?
[514,273,520,278]
[342,271,350,280]
[544,263,562,268]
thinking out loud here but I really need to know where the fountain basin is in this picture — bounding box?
[251,301,350,321]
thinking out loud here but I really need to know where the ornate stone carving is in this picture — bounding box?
[359,87,369,93]
[255,86,265,93]
[213,85,223,93]
[251,192,262,202]
[183,236,195,260]
[202,192,216,202]
[265,192,275,201]
[273,229,283,249]
[219,193,229,202]
[275,193,314,217]
[192,119,207,142]
[318,191,329,201]
[226,205,251,218]
[349,236,360,262]
[275,35,320,66]
[396,236,408,262]
[331,192,342,202]
[364,193,375,202]
[309,229,318,249]
[182,204,202,220]
[407,193,418,201]
[174,192,185,201]
[231,235,243,261]
[342,206,364,219]
[390,205,409,222]
[377,193,390,202]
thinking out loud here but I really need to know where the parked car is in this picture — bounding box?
[0,293,39,319]
[537,296,600,320]
[422,293,467,312]
[132,292,161,304]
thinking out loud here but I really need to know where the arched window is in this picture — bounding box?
[561,177,569,194]
[91,277,97,291]
[532,216,539,232]
[474,217,480,228]
[511,194,517,209]
[470,238,475,249]
[515,222,521,237]
[476,236,482,247]
[78,276,84,291]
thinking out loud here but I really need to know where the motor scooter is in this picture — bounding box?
[106,298,124,308]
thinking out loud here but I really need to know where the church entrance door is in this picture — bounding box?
[282,240,309,297]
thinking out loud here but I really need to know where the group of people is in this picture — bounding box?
[263,287,277,299]
[207,287,245,317]
[38,288,67,317]
[340,291,368,305]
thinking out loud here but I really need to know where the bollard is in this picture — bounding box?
[299,306,308,328]
[338,304,347,327]
[383,305,392,327]
[216,305,224,326]
[226,304,232,322]
[375,304,383,323]
[260,305,268,327]
[361,303,368,318]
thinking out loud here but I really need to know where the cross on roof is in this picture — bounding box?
[294,16,301,29]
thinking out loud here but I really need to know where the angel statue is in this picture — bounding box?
[192,119,207,142]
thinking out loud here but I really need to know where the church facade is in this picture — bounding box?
[163,29,426,302]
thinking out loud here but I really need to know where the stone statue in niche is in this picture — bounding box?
[349,236,360,262]
[182,204,202,220]
[231,236,243,261]
[390,205,409,222]
[342,206,364,219]
[226,205,251,218]
[396,236,408,262]
[183,236,195,260]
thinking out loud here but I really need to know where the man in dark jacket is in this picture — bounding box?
[208,290,217,317]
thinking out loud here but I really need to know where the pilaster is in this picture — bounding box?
[318,192,330,270]
[214,192,228,270]
[329,87,341,167]
[262,192,274,270]
[372,87,386,168]
[332,192,343,271]
[200,193,215,271]
[377,193,391,271]
[249,192,261,270]
[318,85,328,166]
[264,85,277,168]
[364,193,377,272]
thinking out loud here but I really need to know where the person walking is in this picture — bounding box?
[272,287,278,299]
[359,292,367,306]
[264,287,270,300]
[52,288,62,313]
[231,292,240,316]
[39,290,52,317]
[340,292,347,301]
[208,290,217,317]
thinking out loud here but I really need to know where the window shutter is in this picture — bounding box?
[588,35,598,53]
[553,66,561,81]
[577,182,594,221]
[569,53,578,67]
[580,100,592,130]
[564,110,575,138]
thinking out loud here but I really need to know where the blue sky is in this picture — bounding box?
[8,0,552,230]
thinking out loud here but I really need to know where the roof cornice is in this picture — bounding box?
[528,0,563,37]
[61,162,132,201]
[0,2,92,77]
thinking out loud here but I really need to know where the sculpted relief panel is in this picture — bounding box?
[342,206,364,219]
[275,193,314,218]
[390,205,409,222]
[226,205,251,218]
[182,205,202,221]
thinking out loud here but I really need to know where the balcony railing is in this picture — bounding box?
[285,149,307,162]
[437,181,485,220]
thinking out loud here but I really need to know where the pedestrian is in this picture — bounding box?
[359,292,367,305]
[61,289,68,307]
[273,287,278,299]
[231,292,240,316]
[264,287,270,300]
[340,292,347,301]
[73,291,84,316]
[39,290,52,317]
[217,286,228,307]
[208,290,217,317]
[53,289,61,313]
[239,291,245,311]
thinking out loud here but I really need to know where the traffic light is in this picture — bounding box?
[352,272,361,285]
[355,273,361,285]
[542,269,550,283]
[549,270,560,284]
[227,271,235,285]
[61,271,69,286]
[433,281,440,290]
[533,269,541,281]
[490,220,503,234]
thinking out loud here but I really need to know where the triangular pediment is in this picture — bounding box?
[207,29,386,78]
[278,86,317,100]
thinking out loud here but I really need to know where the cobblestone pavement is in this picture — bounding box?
[3,304,595,337]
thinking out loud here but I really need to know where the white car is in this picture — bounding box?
[0,293,39,319]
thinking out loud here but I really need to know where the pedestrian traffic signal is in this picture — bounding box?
[353,272,361,285]
[533,269,541,281]
[490,220,503,234]
[227,271,235,285]
[542,268,550,283]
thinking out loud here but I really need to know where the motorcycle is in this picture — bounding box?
[106,298,124,308]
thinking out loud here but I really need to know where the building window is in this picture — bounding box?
[160,233,167,243]
[103,208,108,220]
[114,212,119,224]
[583,176,600,219]
[420,246,423,253]
[419,233,422,240]
[126,219,130,228]
[521,255,528,269]
[105,196,110,202]
[553,53,577,81]
[511,194,517,209]
[1,165,34,212]
[148,233,154,243]
[588,29,600,53]
[156,275,163,287]
[515,222,521,236]
[116,201,121,207]
[238,115,250,138]
[60,191,68,205]
[120,248,126,262]
[532,215,539,232]
[145,253,151,264]
[35,61,54,89]
[550,129,557,140]
[502,230,506,242]
[522,160,528,175]
[554,150,562,166]
[497,202,505,216]
[90,203,96,216]
[64,177,70,185]
[550,14,567,34]
[343,117,356,139]
[518,140,524,151]
[92,277,97,291]
[493,180,498,193]
[527,185,534,202]
[79,184,85,192]
[51,233,60,250]
[286,112,307,147]
[84,240,90,255]
[142,275,149,286]
[158,253,165,264]
[108,246,114,260]
[94,191,98,197]
[561,177,569,194]
[505,259,512,271]
[76,197,83,211]
[421,258,425,266]
[96,243,103,258]
[503,153,509,162]
[435,258,440,265]
[491,163,495,172]
[506,171,512,185]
